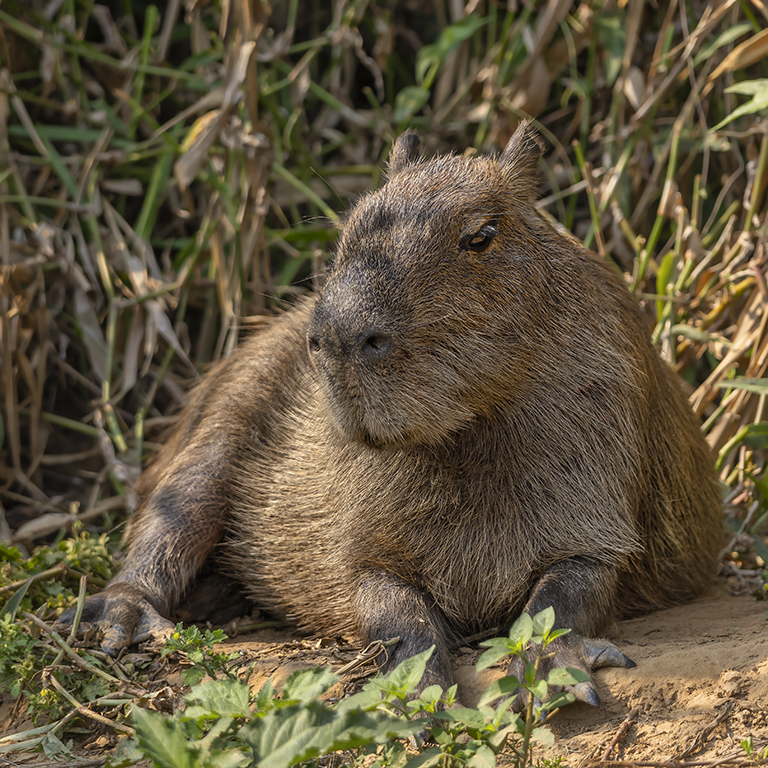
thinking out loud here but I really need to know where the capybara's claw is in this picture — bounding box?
[55,583,174,657]
[583,637,636,670]
[509,630,633,712]
[571,681,601,707]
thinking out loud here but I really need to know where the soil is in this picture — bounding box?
[2,582,766,765]
[537,587,768,765]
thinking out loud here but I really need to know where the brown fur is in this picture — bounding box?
[65,124,723,695]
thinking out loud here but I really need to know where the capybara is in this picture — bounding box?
[59,124,723,704]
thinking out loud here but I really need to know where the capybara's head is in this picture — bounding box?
[307,123,557,449]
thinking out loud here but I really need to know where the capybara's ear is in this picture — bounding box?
[499,121,544,185]
[388,131,422,176]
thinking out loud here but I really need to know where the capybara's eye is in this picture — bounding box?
[461,223,497,253]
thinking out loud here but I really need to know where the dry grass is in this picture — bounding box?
[0,0,767,730]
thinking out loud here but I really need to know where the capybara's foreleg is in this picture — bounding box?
[57,462,227,655]
[354,570,455,694]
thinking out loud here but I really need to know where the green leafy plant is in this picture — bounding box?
[0,527,124,726]
[394,14,488,125]
[161,624,242,687]
[0,527,117,619]
[126,608,584,768]
[0,615,39,701]
[128,666,420,768]
[712,80,768,131]
[0,614,113,724]
[741,735,768,761]
[476,607,590,759]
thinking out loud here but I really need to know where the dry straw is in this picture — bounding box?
[0,0,766,562]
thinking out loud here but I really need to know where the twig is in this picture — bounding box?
[336,637,400,675]
[0,562,68,595]
[602,707,640,760]
[45,671,136,736]
[678,700,737,760]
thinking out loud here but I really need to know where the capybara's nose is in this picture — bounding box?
[308,308,395,362]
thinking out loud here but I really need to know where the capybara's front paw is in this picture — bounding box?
[55,583,175,656]
[508,631,636,711]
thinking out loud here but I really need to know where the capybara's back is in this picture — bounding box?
[60,124,723,704]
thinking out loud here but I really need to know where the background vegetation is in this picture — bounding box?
[1,0,768,761]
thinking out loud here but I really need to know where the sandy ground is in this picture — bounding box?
[521,589,768,764]
[2,584,766,765]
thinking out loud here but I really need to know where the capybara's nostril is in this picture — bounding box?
[359,332,393,357]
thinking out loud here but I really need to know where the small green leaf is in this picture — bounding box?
[529,680,548,700]
[546,668,581,686]
[715,378,768,395]
[408,683,444,711]
[40,731,73,760]
[281,666,338,703]
[466,743,497,768]
[712,79,768,130]
[531,724,556,747]
[538,690,576,711]
[105,736,145,768]
[443,683,458,706]
[181,667,206,687]
[477,637,515,671]
[415,15,488,84]
[694,23,751,66]
[335,687,382,713]
[372,645,433,695]
[524,662,537,686]
[1,579,32,620]
[394,86,431,124]
[253,678,276,713]
[420,684,443,701]
[508,613,533,648]
[655,251,676,320]
[477,675,521,707]
[184,678,251,718]
[565,666,591,684]
[532,607,555,638]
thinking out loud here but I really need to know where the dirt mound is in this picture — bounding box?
[459,588,767,763]
[543,590,768,764]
